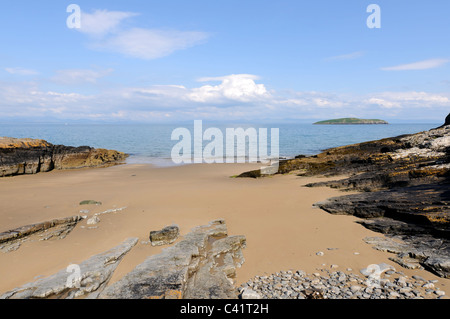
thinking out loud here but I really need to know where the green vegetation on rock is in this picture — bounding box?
[314,118,388,125]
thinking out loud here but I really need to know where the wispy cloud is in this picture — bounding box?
[5,67,38,76]
[381,58,449,71]
[94,28,209,60]
[78,10,139,37]
[325,51,365,61]
[52,68,113,84]
[75,9,209,60]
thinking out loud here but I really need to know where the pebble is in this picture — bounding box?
[239,267,447,300]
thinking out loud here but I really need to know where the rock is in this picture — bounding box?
[149,225,180,246]
[240,288,262,299]
[350,285,362,293]
[422,256,450,279]
[316,251,324,256]
[80,200,102,206]
[0,137,128,178]
[1,238,138,299]
[435,290,446,297]
[99,220,246,299]
[0,215,84,252]
[86,216,100,225]
[422,283,435,289]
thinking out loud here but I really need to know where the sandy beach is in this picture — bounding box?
[0,162,448,296]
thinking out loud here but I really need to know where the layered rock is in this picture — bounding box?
[0,137,128,177]
[0,215,84,253]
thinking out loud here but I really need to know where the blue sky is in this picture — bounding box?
[0,0,449,123]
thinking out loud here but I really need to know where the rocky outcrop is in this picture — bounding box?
[1,220,246,299]
[239,113,450,278]
[0,137,128,177]
[99,220,246,299]
[0,216,84,253]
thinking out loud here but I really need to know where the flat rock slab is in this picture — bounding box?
[1,238,138,299]
[0,216,84,253]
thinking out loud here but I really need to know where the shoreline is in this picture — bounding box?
[0,162,448,298]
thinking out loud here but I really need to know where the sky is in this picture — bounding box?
[0,0,449,123]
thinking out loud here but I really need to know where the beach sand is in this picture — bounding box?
[0,163,448,296]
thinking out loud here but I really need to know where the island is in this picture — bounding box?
[313,118,388,125]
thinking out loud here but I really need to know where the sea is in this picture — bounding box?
[0,122,440,167]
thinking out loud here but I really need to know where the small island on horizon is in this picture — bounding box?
[313,118,389,125]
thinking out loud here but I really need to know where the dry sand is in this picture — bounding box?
[0,163,448,296]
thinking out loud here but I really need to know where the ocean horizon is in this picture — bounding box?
[0,122,440,166]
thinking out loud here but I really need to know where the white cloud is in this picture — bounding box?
[381,58,449,71]
[188,74,270,103]
[52,68,113,84]
[5,67,38,76]
[78,10,138,36]
[75,9,209,60]
[94,28,209,60]
[365,91,450,108]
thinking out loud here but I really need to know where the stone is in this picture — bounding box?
[316,252,324,256]
[80,200,102,206]
[241,288,262,299]
[86,216,100,225]
[350,285,362,293]
[149,225,180,246]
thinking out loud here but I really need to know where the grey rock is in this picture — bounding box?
[86,216,100,225]
[1,238,138,299]
[0,215,84,253]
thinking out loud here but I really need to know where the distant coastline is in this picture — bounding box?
[314,118,389,125]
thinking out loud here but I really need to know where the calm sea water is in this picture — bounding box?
[0,123,439,166]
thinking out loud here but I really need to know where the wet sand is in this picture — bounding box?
[0,163,448,296]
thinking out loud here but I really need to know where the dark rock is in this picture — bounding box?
[79,200,102,206]
[149,225,180,246]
